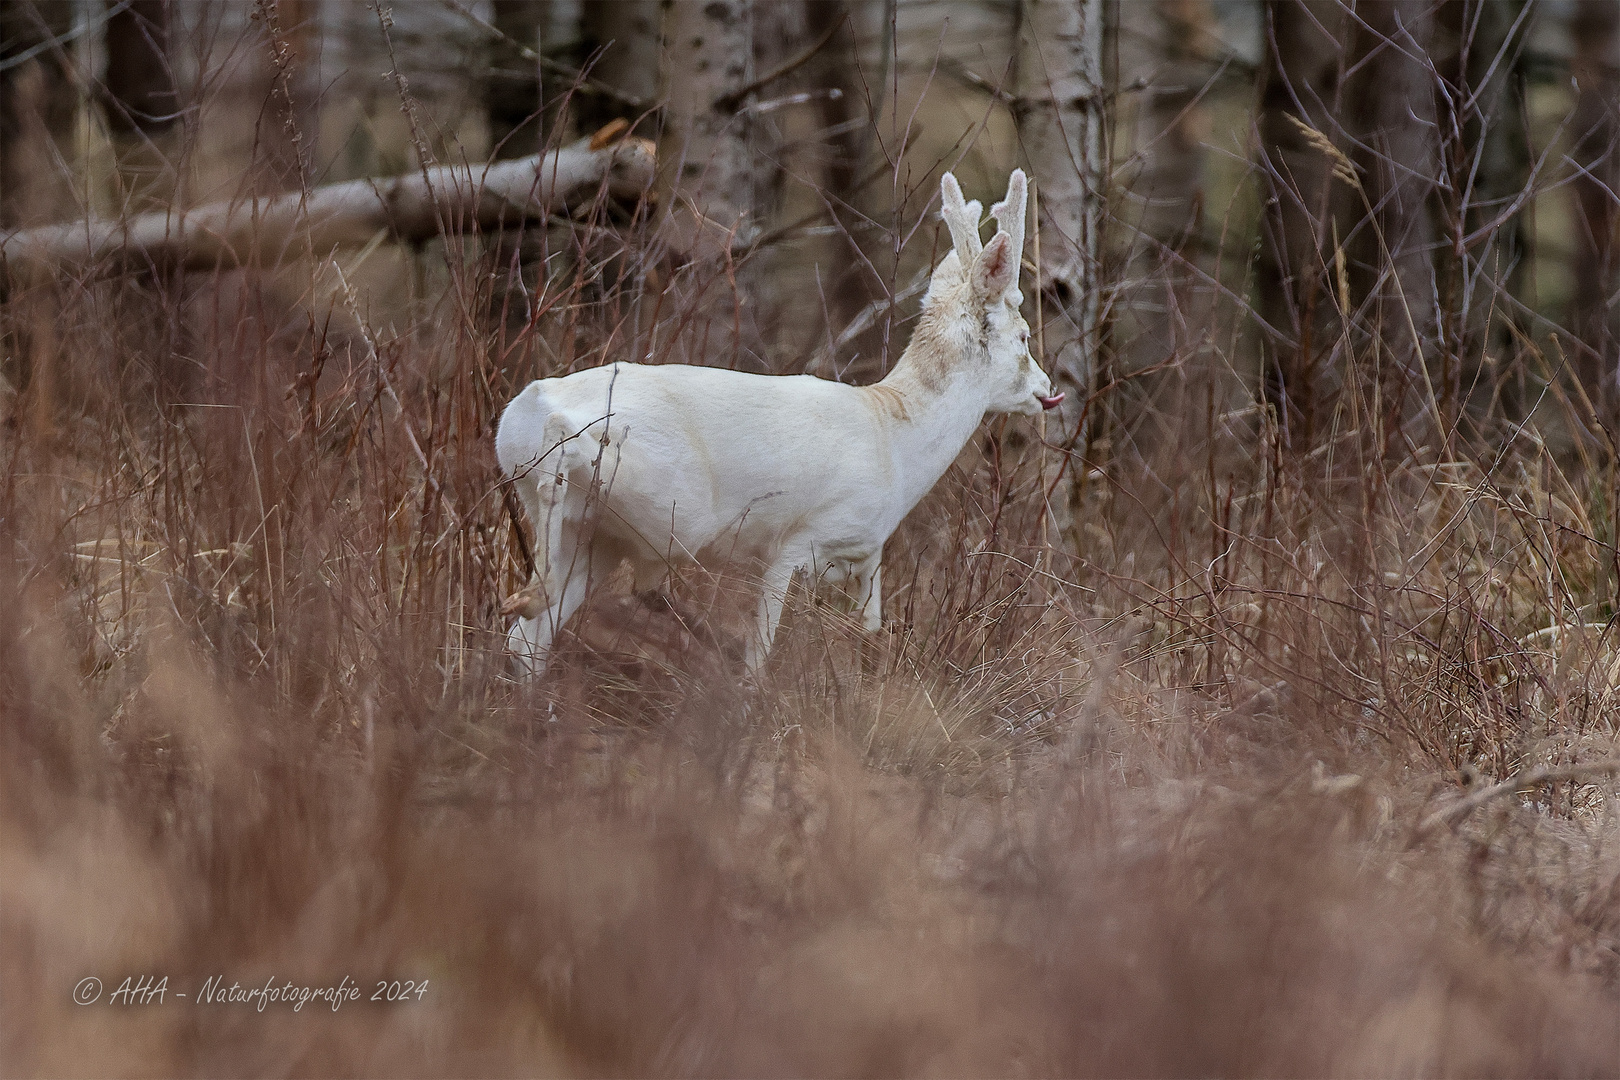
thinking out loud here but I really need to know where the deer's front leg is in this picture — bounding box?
[851,557,883,632]
[747,557,799,672]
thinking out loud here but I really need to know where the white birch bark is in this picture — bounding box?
[652,0,784,370]
[1,136,655,282]
[1014,0,1105,549]
[659,0,755,236]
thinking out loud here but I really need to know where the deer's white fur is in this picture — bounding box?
[496,169,1058,676]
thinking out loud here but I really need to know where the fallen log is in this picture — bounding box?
[1,124,654,282]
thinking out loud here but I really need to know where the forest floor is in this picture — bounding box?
[4,252,1620,1076]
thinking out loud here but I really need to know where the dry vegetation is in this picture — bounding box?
[5,12,1620,1078]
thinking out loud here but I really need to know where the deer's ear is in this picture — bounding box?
[971,232,1015,303]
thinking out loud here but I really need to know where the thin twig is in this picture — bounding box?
[0,0,132,74]
[1415,759,1620,839]
[437,0,648,110]
[939,57,1020,106]
[714,13,849,112]
[747,128,923,252]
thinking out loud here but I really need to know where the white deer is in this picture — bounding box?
[495,169,1062,676]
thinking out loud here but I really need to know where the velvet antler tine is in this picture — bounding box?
[939,172,984,267]
[989,169,1027,305]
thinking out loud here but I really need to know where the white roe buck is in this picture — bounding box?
[496,169,1062,675]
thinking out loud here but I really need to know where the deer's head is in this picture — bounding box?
[922,169,1062,416]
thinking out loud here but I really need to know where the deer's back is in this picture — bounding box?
[505,362,902,565]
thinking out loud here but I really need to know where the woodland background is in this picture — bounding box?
[3,1,1620,1075]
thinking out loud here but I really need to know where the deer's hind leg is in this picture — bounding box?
[507,413,595,676]
[746,555,802,673]
[508,519,627,677]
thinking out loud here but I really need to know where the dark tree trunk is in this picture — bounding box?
[577,0,661,134]
[1117,0,1214,257]
[486,0,546,158]
[1256,0,1442,453]
[0,1,79,229]
[103,0,181,211]
[800,0,875,382]
[1112,0,1217,505]
[1254,0,1353,449]
[1,2,81,441]
[104,0,177,134]
[1433,0,1533,426]
[1345,0,1440,444]
[1569,0,1620,430]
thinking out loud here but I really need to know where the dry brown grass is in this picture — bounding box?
[5,15,1620,1075]
[4,224,1619,1076]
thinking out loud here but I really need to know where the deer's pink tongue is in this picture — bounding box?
[1038,392,1065,411]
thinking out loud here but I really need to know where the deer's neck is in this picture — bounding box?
[867,328,987,512]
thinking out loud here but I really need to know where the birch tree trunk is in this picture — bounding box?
[659,1,755,235]
[654,0,780,371]
[1569,0,1620,430]
[1013,0,1105,552]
